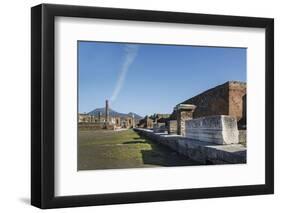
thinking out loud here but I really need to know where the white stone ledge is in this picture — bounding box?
[134,128,246,164]
[185,115,239,145]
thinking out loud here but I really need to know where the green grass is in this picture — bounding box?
[78,129,198,170]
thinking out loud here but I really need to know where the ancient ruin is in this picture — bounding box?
[180,81,246,125]
[79,100,137,130]
[134,81,247,164]
[79,81,247,165]
[185,115,239,145]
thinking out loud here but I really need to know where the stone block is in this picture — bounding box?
[239,130,247,145]
[185,115,239,145]
[174,104,196,136]
[153,123,167,133]
[134,128,246,164]
[168,120,177,134]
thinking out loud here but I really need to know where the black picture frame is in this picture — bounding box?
[31,3,274,209]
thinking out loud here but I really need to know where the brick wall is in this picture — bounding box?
[181,81,246,122]
[228,82,246,121]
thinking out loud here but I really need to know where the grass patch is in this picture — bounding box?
[78,129,198,170]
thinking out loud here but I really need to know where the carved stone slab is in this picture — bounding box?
[185,115,239,144]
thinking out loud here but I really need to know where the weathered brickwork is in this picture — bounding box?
[176,110,193,136]
[228,82,246,121]
[238,94,246,129]
[174,104,196,136]
[181,81,246,122]
[138,116,154,128]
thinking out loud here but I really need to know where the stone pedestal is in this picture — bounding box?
[174,104,196,136]
[185,115,239,144]
[153,123,167,133]
[168,120,177,134]
[115,117,121,127]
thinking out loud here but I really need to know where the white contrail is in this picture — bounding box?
[110,44,139,102]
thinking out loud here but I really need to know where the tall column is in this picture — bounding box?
[132,114,135,128]
[98,112,101,122]
[105,99,109,123]
[174,104,196,136]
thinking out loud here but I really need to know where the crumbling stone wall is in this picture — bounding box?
[238,94,247,129]
[181,81,246,122]
[138,116,154,128]
[176,110,193,136]
[78,123,114,130]
[228,82,246,121]
[168,120,177,134]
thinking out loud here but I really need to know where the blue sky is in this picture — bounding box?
[78,41,246,116]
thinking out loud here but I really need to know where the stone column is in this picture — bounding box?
[132,114,135,128]
[174,104,196,136]
[105,99,109,123]
[98,112,101,123]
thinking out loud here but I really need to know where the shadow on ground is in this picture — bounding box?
[19,197,30,205]
[123,140,147,145]
[78,129,199,170]
[124,133,198,167]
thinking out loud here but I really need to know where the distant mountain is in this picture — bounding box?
[87,107,143,120]
[127,112,143,120]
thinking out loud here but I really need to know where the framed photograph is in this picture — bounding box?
[31,3,274,209]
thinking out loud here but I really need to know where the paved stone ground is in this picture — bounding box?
[135,128,246,164]
[78,129,199,170]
